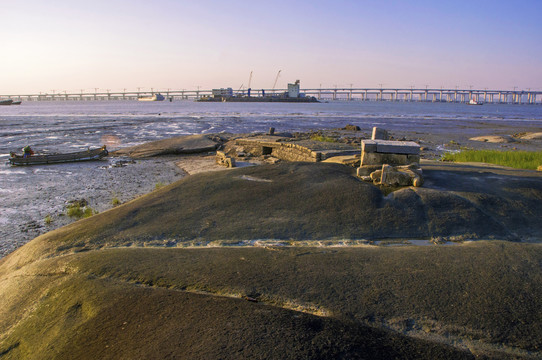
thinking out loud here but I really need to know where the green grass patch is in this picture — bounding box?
[111,197,121,206]
[442,149,542,170]
[310,134,338,143]
[66,204,97,219]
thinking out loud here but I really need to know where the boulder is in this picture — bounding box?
[366,164,423,187]
[216,151,236,168]
[343,124,361,131]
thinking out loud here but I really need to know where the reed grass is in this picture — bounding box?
[442,149,542,170]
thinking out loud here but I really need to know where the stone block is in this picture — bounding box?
[380,164,393,184]
[361,140,377,153]
[362,140,420,155]
[372,127,389,140]
[375,140,420,155]
[361,152,420,166]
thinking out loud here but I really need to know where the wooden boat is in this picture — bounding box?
[9,146,108,166]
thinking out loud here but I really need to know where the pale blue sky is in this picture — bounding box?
[1,0,541,94]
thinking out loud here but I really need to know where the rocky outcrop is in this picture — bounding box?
[1,162,542,359]
[113,135,220,158]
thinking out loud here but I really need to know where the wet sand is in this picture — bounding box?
[0,157,184,257]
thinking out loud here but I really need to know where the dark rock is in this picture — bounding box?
[343,124,361,131]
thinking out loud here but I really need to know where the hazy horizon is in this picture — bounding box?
[2,0,541,94]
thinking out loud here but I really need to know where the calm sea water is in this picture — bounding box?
[1,100,541,157]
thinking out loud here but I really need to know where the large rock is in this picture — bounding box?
[1,162,542,359]
[469,135,516,143]
[368,164,423,187]
[520,132,542,140]
[113,135,220,158]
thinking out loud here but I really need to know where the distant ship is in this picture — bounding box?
[198,80,319,103]
[138,93,165,102]
[467,98,483,105]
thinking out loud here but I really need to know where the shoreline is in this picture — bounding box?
[1,126,541,258]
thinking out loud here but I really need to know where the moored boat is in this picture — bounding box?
[138,93,165,101]
[9,146,108,166]
[467,98,483,105]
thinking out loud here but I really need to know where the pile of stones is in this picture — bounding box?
[357,128,423,187]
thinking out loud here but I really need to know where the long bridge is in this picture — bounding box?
[1,87,540,104]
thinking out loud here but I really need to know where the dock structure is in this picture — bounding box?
[0,87,540,104]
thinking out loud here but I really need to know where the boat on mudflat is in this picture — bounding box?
[138,93,165,101]
[0,99,22,105]
[9,146,108,166]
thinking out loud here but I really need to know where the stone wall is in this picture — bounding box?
[234,138,320,162]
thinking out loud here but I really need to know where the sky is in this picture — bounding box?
[1,0,541,94]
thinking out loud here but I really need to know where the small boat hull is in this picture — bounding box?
[9,146,108,166]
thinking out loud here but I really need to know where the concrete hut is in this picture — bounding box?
[357,127,423,187]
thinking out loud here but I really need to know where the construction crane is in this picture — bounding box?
[247,71,253,97]
[272,70,281,93]
[247,71,253,89]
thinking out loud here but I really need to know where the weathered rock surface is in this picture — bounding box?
[113,134,220,158]
[2,162,542,359]
[469,135,516,143]
[322,154,361,167]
